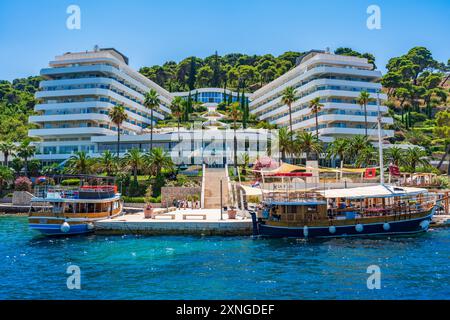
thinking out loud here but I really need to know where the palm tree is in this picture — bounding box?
[0,140,15,166]
[227,102,242,172]
[385,146,404,166]
[278,127,293,163]
[240,153,250,176]
[404,147,429,172]
[123,148,144,184]
[355,145,377,168]
[170,96,184,134]
[65,151,94,174]
[309,97,324,137]
[295,131,323,162]
[144,89,161,151]
[108,104,128,160]
[0,165,13,195]
[10,158,23,176]
[326,138,350,173]
[347,135,370,163]
[144,147,174,177]
[358,91,373,138]
[281,87,298,138]
[99,150,116,176]
[17,140,35,177]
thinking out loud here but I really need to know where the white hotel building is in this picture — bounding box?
[29,48,394,165]
[249,50,393,143]
[29,48,172,162]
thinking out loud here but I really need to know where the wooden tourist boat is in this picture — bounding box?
[28,175,123,236]
[250,175,439,239]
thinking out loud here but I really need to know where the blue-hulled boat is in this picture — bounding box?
[28,175,123,236]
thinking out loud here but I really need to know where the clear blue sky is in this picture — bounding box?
[0,0,449,81]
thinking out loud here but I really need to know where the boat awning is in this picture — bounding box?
[240,185,263,196]
[239,185,316,196]
[318,185,428,199]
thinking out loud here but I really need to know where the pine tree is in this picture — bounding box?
[188,57,196,91]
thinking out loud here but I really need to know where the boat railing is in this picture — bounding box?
[328,199,436,220]
[33,185,117,200]
[264,192,325,203]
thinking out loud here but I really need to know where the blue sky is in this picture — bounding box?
[0,0,449,81]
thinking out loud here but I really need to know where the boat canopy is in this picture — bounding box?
[318,184,427,199]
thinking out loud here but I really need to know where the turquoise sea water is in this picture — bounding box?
[0,216,449,300]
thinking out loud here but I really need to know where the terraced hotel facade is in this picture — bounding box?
[249,50,393,143]
[29,48,394,164]
[29,47,172,162]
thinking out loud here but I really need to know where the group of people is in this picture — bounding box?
[173,199,200,210]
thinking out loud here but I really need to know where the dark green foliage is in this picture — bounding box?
[0,76,42,141]
[138,51,305,92]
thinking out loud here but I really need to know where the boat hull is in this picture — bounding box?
[251,212,434,239]
[29,223,93,236]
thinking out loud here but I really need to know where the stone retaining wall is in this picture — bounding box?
[12,191,34,206]
[161,187,201,206]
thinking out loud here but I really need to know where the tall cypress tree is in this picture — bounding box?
[227,92,233,105]
[223,86,227,104]
[212,51,221,87]
[242,91,248,129]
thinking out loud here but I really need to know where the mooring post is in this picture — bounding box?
[220,179,223,220]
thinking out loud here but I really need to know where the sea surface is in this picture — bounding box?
[0,216,449,300]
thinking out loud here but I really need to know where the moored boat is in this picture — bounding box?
[250,178,439,239]
[28,175,123,236]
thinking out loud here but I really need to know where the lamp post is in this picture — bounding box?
[220,179,223,220]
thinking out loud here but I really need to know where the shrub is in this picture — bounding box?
[123,195,161,203]
[61,178,80,186]
[14,176,32,192]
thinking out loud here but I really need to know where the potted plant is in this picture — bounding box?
[227,206,237,219]
[144,203,153,219]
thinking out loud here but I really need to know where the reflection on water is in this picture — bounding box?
[0,216,449,299]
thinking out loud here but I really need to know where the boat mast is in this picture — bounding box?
[377,93,385,185]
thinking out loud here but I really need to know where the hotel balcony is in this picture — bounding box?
[29,127,115,138]
[250,66,382,105]
[40,64,173,105]
[35,88,165,120]
[29,114,143,133]
[317,127,394,138]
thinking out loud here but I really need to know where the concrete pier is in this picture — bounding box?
[94,209,253,236]
[431,215,450,228]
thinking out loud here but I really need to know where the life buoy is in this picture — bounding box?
[303,226,309,238]
[420,220,430,230]
[355,224,364,232]
[60,222,70,233]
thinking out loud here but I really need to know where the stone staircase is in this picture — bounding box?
[203,168,229,209]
